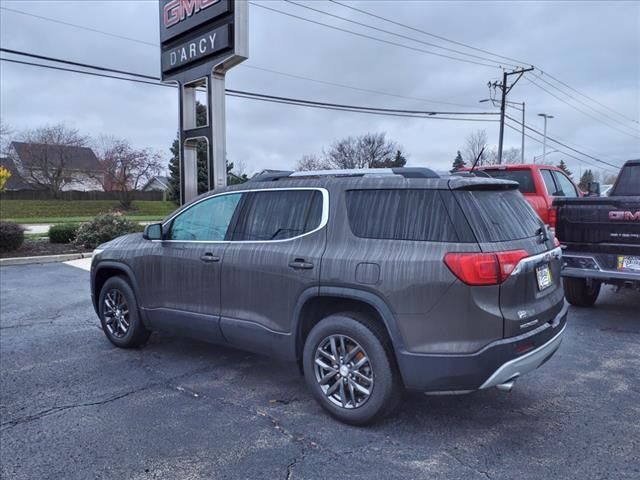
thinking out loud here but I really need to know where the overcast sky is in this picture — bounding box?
[1,0,638,178]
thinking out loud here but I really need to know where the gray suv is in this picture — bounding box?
[91,168,568,424]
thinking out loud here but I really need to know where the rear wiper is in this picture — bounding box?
[536,226,549,243]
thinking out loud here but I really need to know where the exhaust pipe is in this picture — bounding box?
[496,376,519,392]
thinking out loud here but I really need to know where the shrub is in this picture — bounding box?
[48,223,80,244]
[0,221,25,252]
[74,214,141,249]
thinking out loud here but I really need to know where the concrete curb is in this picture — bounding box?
[0,252,93,267]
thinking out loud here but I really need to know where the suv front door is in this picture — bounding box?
[219,188,328,357]
[140,192,242,340]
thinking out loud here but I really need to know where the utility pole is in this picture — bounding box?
[489,66,534,164]
[538,113,554,164]
[521,102,525,164]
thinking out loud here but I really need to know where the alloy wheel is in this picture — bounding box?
[103,289,130,338]
[313,334,374,409]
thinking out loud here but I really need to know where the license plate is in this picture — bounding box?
[618,255,640,272]
[536,263,553,290]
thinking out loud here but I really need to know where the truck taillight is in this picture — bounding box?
[548,207,557,229]
[444,250,529,285]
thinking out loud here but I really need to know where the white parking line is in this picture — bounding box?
[64,257,92,271]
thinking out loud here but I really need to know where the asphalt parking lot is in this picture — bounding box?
[1,262,639,480]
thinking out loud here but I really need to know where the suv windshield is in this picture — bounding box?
[481,170,535,193]
[454,189,543,242]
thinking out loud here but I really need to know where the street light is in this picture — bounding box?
[533,150,560,163]
[537,113,554,164]
[480,98,525,164]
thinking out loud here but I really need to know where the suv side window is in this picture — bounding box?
[232,190,323,241]
[168,193,242,241]
[552,171,578,197]
[540,169,558,195]
[345,189,458,242]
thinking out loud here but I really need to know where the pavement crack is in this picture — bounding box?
[285,446,307,480]
[0,385,151,431]
[445,451,492,479]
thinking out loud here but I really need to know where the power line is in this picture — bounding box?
[328,0,529,67]
[531,73,639,131]
[326,1,638,131]
[0,6,157,47]
[0,5,486,110]
[241,64,483,109]
[505,114,623,169]
[284,0,515,68]
[504,120,618,174]
[0,56,498,121]
[525,74,640,140]
[249,2,501,69]
[537,69,639,126]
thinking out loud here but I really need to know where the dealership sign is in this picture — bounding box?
[159,0,247,82]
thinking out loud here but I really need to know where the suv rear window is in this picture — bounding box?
[454,189,543,242]
[345,189,458,242]
[481,169,535,193]
[613,164,640,196]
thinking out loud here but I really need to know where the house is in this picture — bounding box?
[9,141,104,191]
[142,175,170,192]
[0,157,34,191]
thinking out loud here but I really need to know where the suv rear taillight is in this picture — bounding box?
[444,250,529,285]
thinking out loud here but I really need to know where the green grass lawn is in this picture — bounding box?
[0,200,177,224]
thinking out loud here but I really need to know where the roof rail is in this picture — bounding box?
[248,167,440,182]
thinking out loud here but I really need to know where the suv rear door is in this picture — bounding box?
[453,186,564,337]
[219,188,328,356]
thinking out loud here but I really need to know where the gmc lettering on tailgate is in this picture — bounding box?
[608,211,640,221]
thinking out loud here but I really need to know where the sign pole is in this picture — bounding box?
[210,71,227,191]
[159,0,248,205]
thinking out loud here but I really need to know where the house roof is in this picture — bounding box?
[0,157,34,190]
[143,175,170,190]
[11,141,101,171]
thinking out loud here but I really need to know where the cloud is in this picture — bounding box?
[1,0,638,177]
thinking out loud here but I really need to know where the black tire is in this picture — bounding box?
[98,276,151,348]
[303,312,402,425]
[563,277,601,307]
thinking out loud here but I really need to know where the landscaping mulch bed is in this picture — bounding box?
[0,239,92,259]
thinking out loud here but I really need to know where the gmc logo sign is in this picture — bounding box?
[164,0,220,28]
[609,211,640,221]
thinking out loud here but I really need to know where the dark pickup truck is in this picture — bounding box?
[554,159,640,306]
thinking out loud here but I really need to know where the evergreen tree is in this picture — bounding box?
[557,160,573,179]
[452,150,466,171]
[578,169,594,191]
[166,102,217,204]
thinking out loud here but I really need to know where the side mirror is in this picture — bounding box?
[587,181,600,196]
[143,223,163,240]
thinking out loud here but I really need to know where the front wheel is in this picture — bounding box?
[302,312,402,425]
[98,276,151,348]
[563,277,601,307]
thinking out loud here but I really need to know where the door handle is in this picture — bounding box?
[200,253,221,263]
[289,259,314,270]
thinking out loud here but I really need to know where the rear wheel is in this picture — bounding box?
[99,276,151,348]
[563,277,601,307]
[302,312,402,425]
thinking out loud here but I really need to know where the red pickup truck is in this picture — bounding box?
[461,164,582,228]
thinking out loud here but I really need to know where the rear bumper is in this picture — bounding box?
[561,252,640,283]
[479,322,565,389]
[396,301,568,392]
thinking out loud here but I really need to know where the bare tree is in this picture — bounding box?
[93,137,163,208]
[463,129,488,166]
[324,136,363,169]
[0,121,12,156]
[16,124,89,197]
[485,147,521,165]
[295,154,331,171]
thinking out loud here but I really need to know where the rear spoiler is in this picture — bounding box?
[448,178,519,191]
